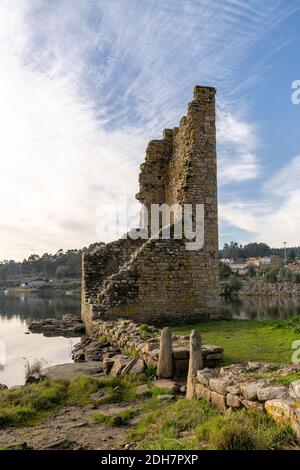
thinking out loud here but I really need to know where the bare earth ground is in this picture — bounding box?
[0,402,141,450]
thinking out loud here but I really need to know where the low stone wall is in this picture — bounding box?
[193,363,300,440]
[82,318,223,376]
[239,281,300,296]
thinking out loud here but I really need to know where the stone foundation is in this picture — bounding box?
[76,318,223,376]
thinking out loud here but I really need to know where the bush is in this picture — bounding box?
[265,269,278,283]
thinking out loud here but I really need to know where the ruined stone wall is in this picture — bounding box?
[82,86,220,327]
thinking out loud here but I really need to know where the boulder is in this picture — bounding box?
[257,386,288,402]
[40,362,104,381]
[265,399,293,425]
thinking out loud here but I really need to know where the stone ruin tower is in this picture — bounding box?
[82,86,220,331]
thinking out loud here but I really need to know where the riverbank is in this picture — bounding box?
[0,372,298,450]
[239,280,300,297]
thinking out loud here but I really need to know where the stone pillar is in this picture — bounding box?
[186,330,203,399]
[157,327,173,378]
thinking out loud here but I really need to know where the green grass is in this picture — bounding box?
[195,409,297,450]
[172,320,300,364]
[0,374,146,429]
[92,408,136,426]
[0,380,67,428]
[131,398,298,450]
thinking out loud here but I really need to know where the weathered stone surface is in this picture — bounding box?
[110,356,130,377]
[226,393,243,408]
[289,380,300,400]
[257,386,288,402]
[242,399,264,412]
[227,385,240,395]
[209,378,232,396]
[211,391,226,412]
[154,379,180,393]
[197,368,215,386]
[195,384,211,402]
[157,328,173,379]
[40,362,104,381]
[135,384,151,397]
[186,330,203,399]
[265,399,293,425]
[240,380,269,401]
[82,86,220,328]
[173,348,188,360]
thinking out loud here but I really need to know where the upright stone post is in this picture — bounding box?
[186,330,203,399]
[157,327,173,378]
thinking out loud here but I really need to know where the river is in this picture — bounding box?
[1,290,300,387]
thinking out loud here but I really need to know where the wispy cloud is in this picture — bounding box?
[0,0,299,259]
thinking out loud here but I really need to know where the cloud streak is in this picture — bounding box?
[0,0,299,259]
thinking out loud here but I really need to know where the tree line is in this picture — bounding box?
[0,243,104,281]
[220,242,299,261]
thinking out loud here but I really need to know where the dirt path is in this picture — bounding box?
[0,402,140,450]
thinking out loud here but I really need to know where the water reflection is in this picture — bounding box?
[221,296,300,320]
[0,291,80,387]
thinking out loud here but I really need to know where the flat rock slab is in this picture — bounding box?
[153,379,182,393]
[41,362,104,381]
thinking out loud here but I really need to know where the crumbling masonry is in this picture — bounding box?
[82,86,220,330]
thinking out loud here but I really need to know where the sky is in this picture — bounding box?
[1,0,300,261]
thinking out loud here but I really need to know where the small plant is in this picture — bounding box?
[24,359,45,379]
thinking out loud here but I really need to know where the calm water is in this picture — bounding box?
[1,291,300,387]
[220,296,300,321]
[0,291,80,387]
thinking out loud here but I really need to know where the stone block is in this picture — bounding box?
[209,378,232,396]
[226,393,243,408]
[211,391,227,412]
[257,386,288,402]
[289,380,300,400]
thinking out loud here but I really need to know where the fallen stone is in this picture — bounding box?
[110,356,130,377]
[40,362,104,381]
[257,386,288,402]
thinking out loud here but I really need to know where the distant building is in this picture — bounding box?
[260,255,283,270]
[246,257,261,268]
[19,277,46,288]
[228,263,248,275]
